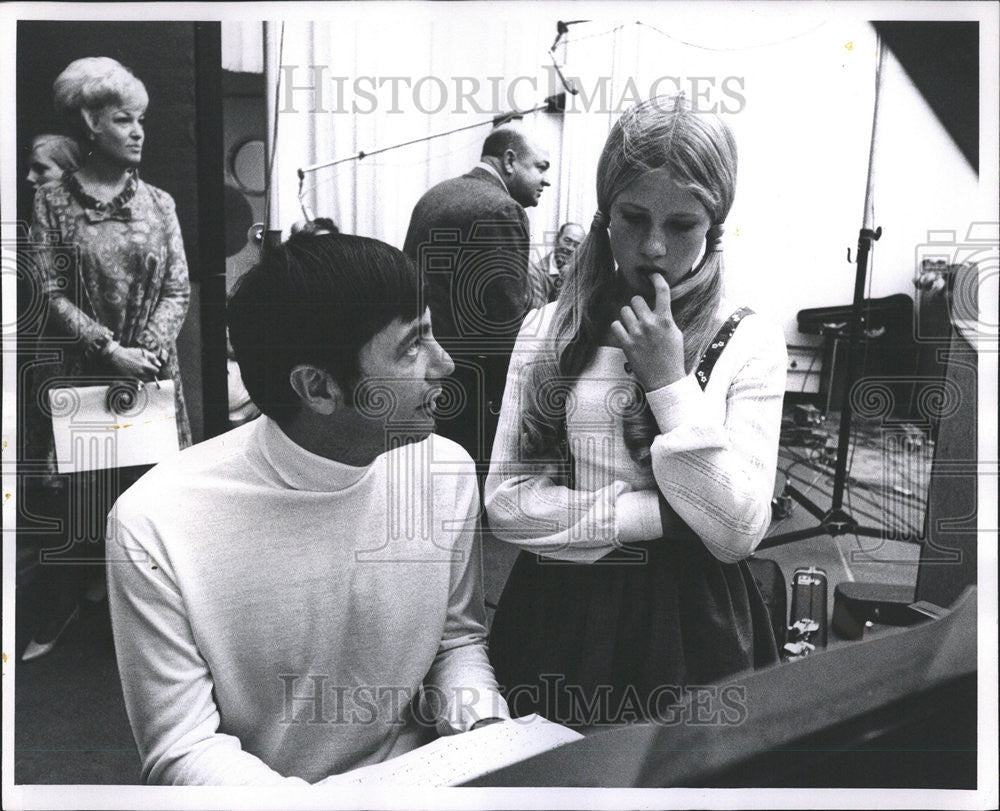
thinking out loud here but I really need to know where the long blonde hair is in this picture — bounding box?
[522,95,738,462]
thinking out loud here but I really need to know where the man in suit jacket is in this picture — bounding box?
[403,126,550,473]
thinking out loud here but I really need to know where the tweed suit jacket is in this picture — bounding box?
[403,167,530,348]
[403,166,531,461]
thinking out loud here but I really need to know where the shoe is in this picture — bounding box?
[21,604,80,662]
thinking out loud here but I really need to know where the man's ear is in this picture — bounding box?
[502,148,518,175]
[288,364,343,416]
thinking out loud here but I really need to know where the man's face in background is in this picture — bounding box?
[553,223,586,269]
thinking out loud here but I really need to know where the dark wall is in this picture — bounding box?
[873,21,979,173]
[16,21,200,274]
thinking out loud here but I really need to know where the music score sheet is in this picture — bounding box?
[321,714,582,787]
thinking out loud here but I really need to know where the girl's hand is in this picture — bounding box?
[610,273,685,391]
[107,346,161,381]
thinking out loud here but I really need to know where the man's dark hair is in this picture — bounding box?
[481,126,528,160]
[228,233,421,424]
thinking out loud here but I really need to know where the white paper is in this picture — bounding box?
[48,381,179,473]
[321,714,582,787]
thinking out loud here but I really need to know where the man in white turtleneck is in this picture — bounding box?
[106,234,508,786]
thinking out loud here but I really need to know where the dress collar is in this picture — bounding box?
[253,416,378,491]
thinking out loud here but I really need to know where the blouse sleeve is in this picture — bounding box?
[484,308,665,563]
[136,192,190,359]
[645,316,787,563]
[29,187,115,353]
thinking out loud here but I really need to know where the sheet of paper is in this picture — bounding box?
[48,381,179,472]
[321,714,582,787]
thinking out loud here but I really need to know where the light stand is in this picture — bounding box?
[759,34,919,551]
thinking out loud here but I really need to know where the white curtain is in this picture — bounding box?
[269,14,567,261]
[250,8,978,341]
[221,21,263,73]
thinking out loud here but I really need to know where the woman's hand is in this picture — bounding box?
[610,273,685,391]
[107,346,161,381]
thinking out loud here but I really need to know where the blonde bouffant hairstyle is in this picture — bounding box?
[53,57,148,142]
[521,94,738,464]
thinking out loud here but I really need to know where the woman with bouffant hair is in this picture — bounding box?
[21,57,191,660]
[485,95,786,726]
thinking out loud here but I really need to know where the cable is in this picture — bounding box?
[800,348,820,394]
[296,97,554,215]
[779,466,921,537]
[776,406,928,537]
[843,484,923,535]
[299,108,529,178]
[778,434,927,523]
[780,436,927,513]
[560,23,627,46]
[636,19,828,53]
[262,21,285,237]
[776,455,811,483]
[297,128,491,205]
[558,19,828,51]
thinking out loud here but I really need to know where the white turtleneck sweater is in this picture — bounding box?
[106,417,507,786]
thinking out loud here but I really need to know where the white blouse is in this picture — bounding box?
[485,300,787,564]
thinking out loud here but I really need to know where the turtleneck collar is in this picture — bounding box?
[253,416,379,492]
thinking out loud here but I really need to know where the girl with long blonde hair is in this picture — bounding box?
[485,95,787,726]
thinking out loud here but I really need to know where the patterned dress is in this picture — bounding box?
[24,170,192,485]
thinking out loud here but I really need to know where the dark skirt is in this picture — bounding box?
[488,528,779,727]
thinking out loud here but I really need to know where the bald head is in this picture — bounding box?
[481,126,529,160]
[481,125,551,208]
[554,222,586,268]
